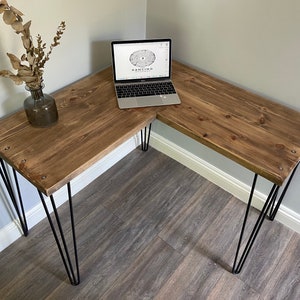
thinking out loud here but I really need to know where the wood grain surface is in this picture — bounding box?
[0,61,299,196]
[158,61,300,186]
[0,67,156,195]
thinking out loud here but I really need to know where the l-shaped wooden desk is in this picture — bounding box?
[1,61,299,285]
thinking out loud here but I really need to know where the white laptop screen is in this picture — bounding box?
[112,39,171,83]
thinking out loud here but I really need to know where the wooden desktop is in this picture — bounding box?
[0,61,299,284]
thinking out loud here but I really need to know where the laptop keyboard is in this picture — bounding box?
[116,81,176,98]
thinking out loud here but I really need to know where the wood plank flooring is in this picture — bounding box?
[0,147,299,299]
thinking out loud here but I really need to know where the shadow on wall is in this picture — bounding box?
[0,179,18,228]
[0,38,27,116]
[0,90,27,117]
[90,40,113,73]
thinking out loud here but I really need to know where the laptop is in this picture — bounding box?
[111,38,181,109]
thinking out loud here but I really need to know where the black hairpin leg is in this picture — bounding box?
[140,123,152,152]
[232,163,299,274]
[0,158,28,236]
[38,182,80,285]
[269,162,299,221]
[232,175,279,274]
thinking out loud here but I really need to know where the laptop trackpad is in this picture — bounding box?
[119,96,164,109]
[136,96,164,107]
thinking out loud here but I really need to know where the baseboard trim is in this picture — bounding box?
[149,132,300,234]
[0,135,140,252]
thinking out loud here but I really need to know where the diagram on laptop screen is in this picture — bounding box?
[113,41,170,81]
[129,50,156,68]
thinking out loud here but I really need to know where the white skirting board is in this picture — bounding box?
[149,132,300,234]
[1,131,299,252]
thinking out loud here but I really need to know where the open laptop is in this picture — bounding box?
[111,38,181,109]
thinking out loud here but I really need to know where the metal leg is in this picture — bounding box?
[38,182,80,285]
[232,162,299,274]
[232,173,280,274]
[0,158,28,236]
[140,123,152,151]
[269,162,299,221]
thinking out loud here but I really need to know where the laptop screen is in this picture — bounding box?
[111,39,172,83]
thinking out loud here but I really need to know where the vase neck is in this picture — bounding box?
[26,86,44,100]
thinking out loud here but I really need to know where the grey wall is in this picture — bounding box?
[146,0,300,214]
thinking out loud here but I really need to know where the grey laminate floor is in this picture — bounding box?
[0,147,299,299]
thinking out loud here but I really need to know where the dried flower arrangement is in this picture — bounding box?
[0,0,66,89]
